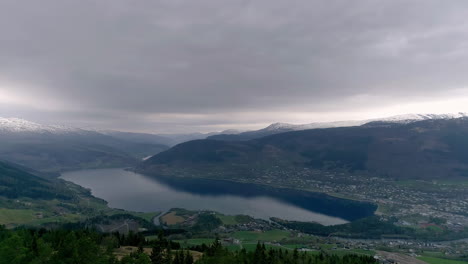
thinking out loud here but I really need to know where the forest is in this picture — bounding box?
[0,226,378,264]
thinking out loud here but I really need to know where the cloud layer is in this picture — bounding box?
[1,0,468,132]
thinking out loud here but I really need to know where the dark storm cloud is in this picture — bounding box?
[1,0,468,131]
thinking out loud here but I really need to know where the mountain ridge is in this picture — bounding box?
[140,117,468,181]
[0,118,169,173]
[0,117,88,134]
[208,112,468,141]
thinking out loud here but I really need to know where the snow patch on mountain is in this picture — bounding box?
[0,117,84,134]
[261,113,468,132]
[263,123,298,131]
[377,113,468,123]
[2,112,467,137]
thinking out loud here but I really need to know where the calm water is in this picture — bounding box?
[61,168,376,225]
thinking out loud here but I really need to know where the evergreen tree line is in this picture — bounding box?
[193,240,378,264]
[0,226,377,264]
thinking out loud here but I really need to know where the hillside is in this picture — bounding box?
[140,118,468,180]
[0,160,160,228]
[0,160,92,227]
[208,113,468,141]
[0,118,169,173]
[0,161,72,200]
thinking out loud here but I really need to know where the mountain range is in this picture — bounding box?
[3,113,468,176]
[0,118,169,174]
[99,130,241,147]
[140,116,468,181]
[208,113,468,141]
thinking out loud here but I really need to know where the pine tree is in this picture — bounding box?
[184,251,193,264]
[162,244,172,264]
[150,244,164,264]
[138,243,144,254]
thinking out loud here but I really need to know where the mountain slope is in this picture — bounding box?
[0,161,72,200]
[0,118,169,173]
[208,113,468,141]
[140,118,468,180]
[0,117,84,134]
[0,161,154,228]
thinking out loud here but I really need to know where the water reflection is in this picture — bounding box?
[61,168,376,225]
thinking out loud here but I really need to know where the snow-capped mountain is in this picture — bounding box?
[376,113,468,123]
[0,117,243,146]
[0,117,169,173]
[263,120,368,132]
[263,112,468,132]
[0,117,84,134]
[208,112,468,141]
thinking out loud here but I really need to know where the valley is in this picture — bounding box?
[0,161,160,229]
[138,118,468,238]
[4,0,468,262]
[57,167,468,262]
[2,117,468,263]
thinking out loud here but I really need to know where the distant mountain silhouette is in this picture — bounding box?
[0,118,169,173]
[208,113,468,141]
[140,118,468,180]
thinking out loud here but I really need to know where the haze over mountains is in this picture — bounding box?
[140,116,468,181]
[3,112,466,141]
[0,118,169,174]
[2,113,467,176]
[209,113,468,141]
[99,130,239,147]
[0,117,240,173]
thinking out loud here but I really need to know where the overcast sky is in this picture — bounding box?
[1,0,468,133]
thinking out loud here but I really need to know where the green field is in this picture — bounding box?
[0,208,82,227]
[418,256,468,264]
[281,244,307,249]
[232,230,291,242]
[327,249,375,257]
[0,208,37,225]
[319,243,335,250]
[376,203,395,215]
[216,214,238,225]
[123,211,160,223]
[174,238,216,246]
[241,243,288,252]
[0,193,159,229]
